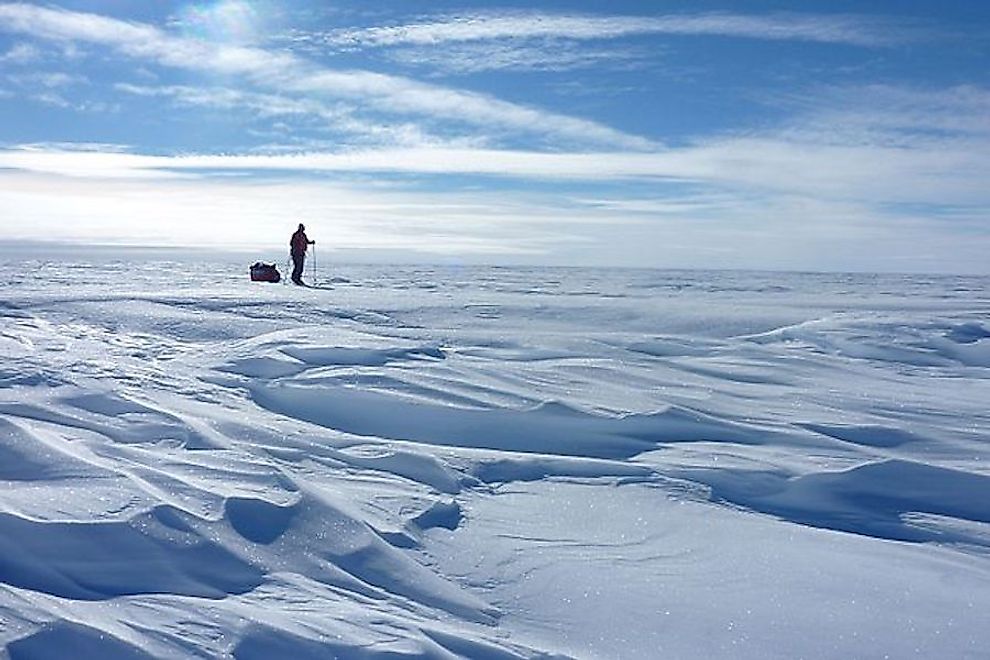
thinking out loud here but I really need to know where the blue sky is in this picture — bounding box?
[1,1,988,272]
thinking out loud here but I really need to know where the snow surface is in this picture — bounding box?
[0,253,989,659]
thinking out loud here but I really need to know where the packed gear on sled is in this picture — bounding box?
[249,262,281,283]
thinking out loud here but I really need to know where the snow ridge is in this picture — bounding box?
[1,258,988,658]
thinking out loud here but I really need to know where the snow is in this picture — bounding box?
[0,252,988,659]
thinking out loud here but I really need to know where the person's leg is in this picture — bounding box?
[291,254,305,283]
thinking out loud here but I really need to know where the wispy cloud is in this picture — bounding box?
[2,69,114,112]
[6,71,87,88]
[0,170,616,256]
[114,83,457,148]
[0,5,981,272]
[10,141,132,153]
[3,164,985,271]
[2,77,987,271]
[386,41,646,74]
[2,82,986,210]
[0,3,653,149]
[280,11,921,75]
[775,84,990,144]
[0,138,982,207]
[0,41,40,64]
[317,11,920,49]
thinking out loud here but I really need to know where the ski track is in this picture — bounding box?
[1,257,989,658]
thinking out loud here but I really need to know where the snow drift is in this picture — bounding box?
[0,256,988,658]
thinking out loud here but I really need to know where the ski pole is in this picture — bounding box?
[312,244,317,286]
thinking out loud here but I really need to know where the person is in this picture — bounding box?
[289,223,315,285]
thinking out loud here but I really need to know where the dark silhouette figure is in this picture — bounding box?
[289,223,314,285]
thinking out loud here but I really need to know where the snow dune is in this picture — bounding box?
[0,254,988,658]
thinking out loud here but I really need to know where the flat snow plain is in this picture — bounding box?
[0,251,988,659]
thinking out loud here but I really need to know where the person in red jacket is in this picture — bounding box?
[289,223,315,285]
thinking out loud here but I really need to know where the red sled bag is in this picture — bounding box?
[250,262,281,283]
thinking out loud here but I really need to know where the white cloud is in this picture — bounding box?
[0,3,653,149]
[2,167,986,272]
[114,83,474,148]
[6,71,87,88]
[0,41,40,63]
[321,11,918,49]
[1,127,985,208]
[0,171,621,257]
[779,84,990,144]
[1,68,94,109]
[2,75,988,272]
[13,141,132,153]
[3,81,988,248]
[28,91,70,108]
[282,11,920,75]
[387,41,645,74]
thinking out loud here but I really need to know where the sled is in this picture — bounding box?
[249,262,281,283]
